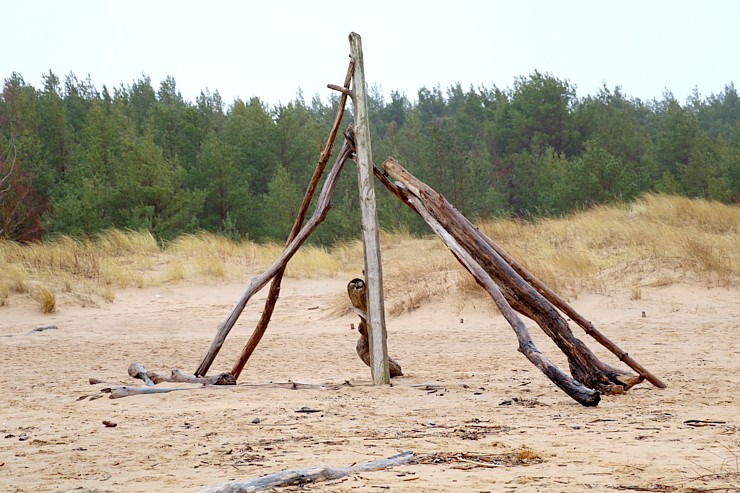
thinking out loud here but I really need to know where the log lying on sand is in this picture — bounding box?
[102,381,337,399]
[381,157,640,396]
[128,363,235,386]
[196,451,415,493]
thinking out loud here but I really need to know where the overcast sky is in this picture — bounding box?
[4,0,738,107]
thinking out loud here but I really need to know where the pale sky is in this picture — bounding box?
[4,0,739,107]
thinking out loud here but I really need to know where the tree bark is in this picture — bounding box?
[382,157,637,395]
[449,202,663,388]
[349,32,390,385]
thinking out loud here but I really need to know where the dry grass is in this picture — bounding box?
[0,194,737,314]
[33,286,56,313]
[473,193,739,297]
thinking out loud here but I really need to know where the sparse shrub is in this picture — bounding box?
[164,262,186,282]
[101,286,115,303]
[516,447,543,461]
[8,266,28,293]
[35,286,56,313]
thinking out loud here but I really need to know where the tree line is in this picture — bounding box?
[1,71,737,243]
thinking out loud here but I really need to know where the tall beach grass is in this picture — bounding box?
[0,194,737,314]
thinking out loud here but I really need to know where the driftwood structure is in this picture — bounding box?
[109,32,665,408]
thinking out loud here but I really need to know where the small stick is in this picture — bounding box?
[146,368,235,385]
[327,84,352,97]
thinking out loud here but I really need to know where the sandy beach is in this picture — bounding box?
[1,277,738,492]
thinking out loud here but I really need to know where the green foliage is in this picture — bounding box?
[259,164,302,241]
[1,69,737,244]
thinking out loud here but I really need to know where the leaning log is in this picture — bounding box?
[196,451,415,493]
[382,157,638,395]
[395,184,599,405]
[230,59,356,381]
[194,135,355,377]
[452,202,665,388]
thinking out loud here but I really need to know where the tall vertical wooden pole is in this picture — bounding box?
[349,32,390,385]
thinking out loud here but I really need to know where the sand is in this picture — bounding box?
[1,277,738,492]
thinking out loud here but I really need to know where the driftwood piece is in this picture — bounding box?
[230,59,356,381]
[194,136,354,377]
[349,32,390,385]
[347,279,403,377]
[394,185,599,405]
[127,363,154,386]
[130,363,235,385]
[382,157,639,395]
[102,381,336,399]
[196,451,415,493]
[149,369,235,385]
[27,325,59,334]
[452,203,665,388]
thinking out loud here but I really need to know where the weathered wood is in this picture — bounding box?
[230,59,356,381]
[196,451,415,493]
[371,162,658,390]
[102,381,337,399]
[451,200,665,388]
[349,32,390,385]
[127,362,154,386]
[394,184,599,405]
[383,157,638,395]
[194,138,354,377]
[147,367,235,385]
[27,325,58,334]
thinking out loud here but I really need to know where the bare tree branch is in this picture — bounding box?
[0,142,18,196]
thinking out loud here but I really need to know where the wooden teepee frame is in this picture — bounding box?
[112,33,665,407]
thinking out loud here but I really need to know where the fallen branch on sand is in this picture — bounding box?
[195,451,415,493]
[100,381,338,399]
[127,363,235,386]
